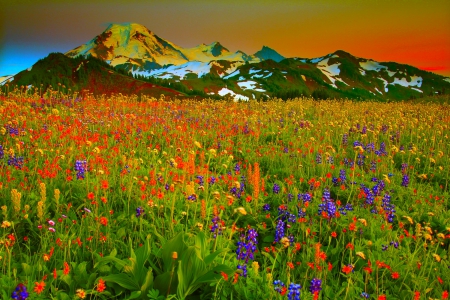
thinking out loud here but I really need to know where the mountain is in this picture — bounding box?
[1,52,184,97]
[3,22,449,101]
[253,46,285,62]
[65,23,258,74]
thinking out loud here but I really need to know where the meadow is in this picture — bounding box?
[0,86,449,300]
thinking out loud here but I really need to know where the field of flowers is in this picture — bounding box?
[0,88,449,300]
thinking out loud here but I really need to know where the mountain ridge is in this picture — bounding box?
[2,22,449,101]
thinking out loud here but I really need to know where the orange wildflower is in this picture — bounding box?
[97,278,106,292]
[34,281,46,294]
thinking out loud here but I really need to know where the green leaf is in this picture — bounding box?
[204,248,229,266]
[94,256,128,271]
[140,269,154,294]
[102,273,140,291]
[195,231,209,258]
[154,271,178,296]
[261,251,275,264]
[21,263,32,276]
[161,232,187,272]
[129,291,142,299]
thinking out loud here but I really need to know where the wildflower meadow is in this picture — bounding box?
[0,86,449,300]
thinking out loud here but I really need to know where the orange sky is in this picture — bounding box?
[1,0,449,76]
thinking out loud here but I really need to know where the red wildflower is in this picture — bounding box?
[99,216,108,226]
[220,271,228,281]
[342,265,353,274]
[101,180,109,189]
[391,272,400,279]
[443,290,448,299]
[331,232,337,238]
[97,278,106,292]
[34,281,46,294]
[63,261,70,275]
[414,291,420,300]
[378,295,386,300]
[87,192,94,200]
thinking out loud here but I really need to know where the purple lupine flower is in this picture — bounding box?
[401,174,409,187]
[288,283,302,300]
[274,280,286,294]
[309,278,322,294]
[136,207,144,217]
[274,219,285,242]
[11,283,29,300]
[74,160,88,179]
[273,183,281,194]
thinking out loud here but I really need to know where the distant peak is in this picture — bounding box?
[332,50,352,57]
[253,46,285,62]
[105,22,153,34]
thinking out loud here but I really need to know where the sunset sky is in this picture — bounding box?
[1,0,449,76]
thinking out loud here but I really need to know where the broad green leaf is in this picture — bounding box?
[102,273,140,291]
[129,291,142,299]
[154,271,178,296]
[161,232,187,272]
[204,248,229,265]
[140,269,154,294]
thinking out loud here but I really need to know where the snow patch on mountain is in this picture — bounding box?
[145,61,212,79]
[223,70,240,79]
[217,87,249,101]
[386,70,396,77]
[378,78,389,92]
[360,61,388,71]
[238,80,266,92]
[310,56,326,64]
[0,75,14,86]
[317,58,342,88]
[391,76,422,88]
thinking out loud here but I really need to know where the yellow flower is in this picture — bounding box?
[76,289,86,299]
[356,252,366,260]
[358,218,367,226]
[235,207,247,215]
[403,216,414,224]
[194,141,202,148]
[432,254,441,262]
[1,221,11,228]
[354,145,364,153]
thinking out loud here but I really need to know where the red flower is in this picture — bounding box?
[331,232,337,238]
[34,281,46,294]
[220,271,228,281]
[342,265,353,274]
[391,272,400,279]
[443,290,448,299]
[97,278,106,292]
[99,216,108,226]
[63,261,70,275]
[87,192,94,200]
[101,180,109,189]
[287,262,294,269]
[414,291,420,300]
[378,295,386,300]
